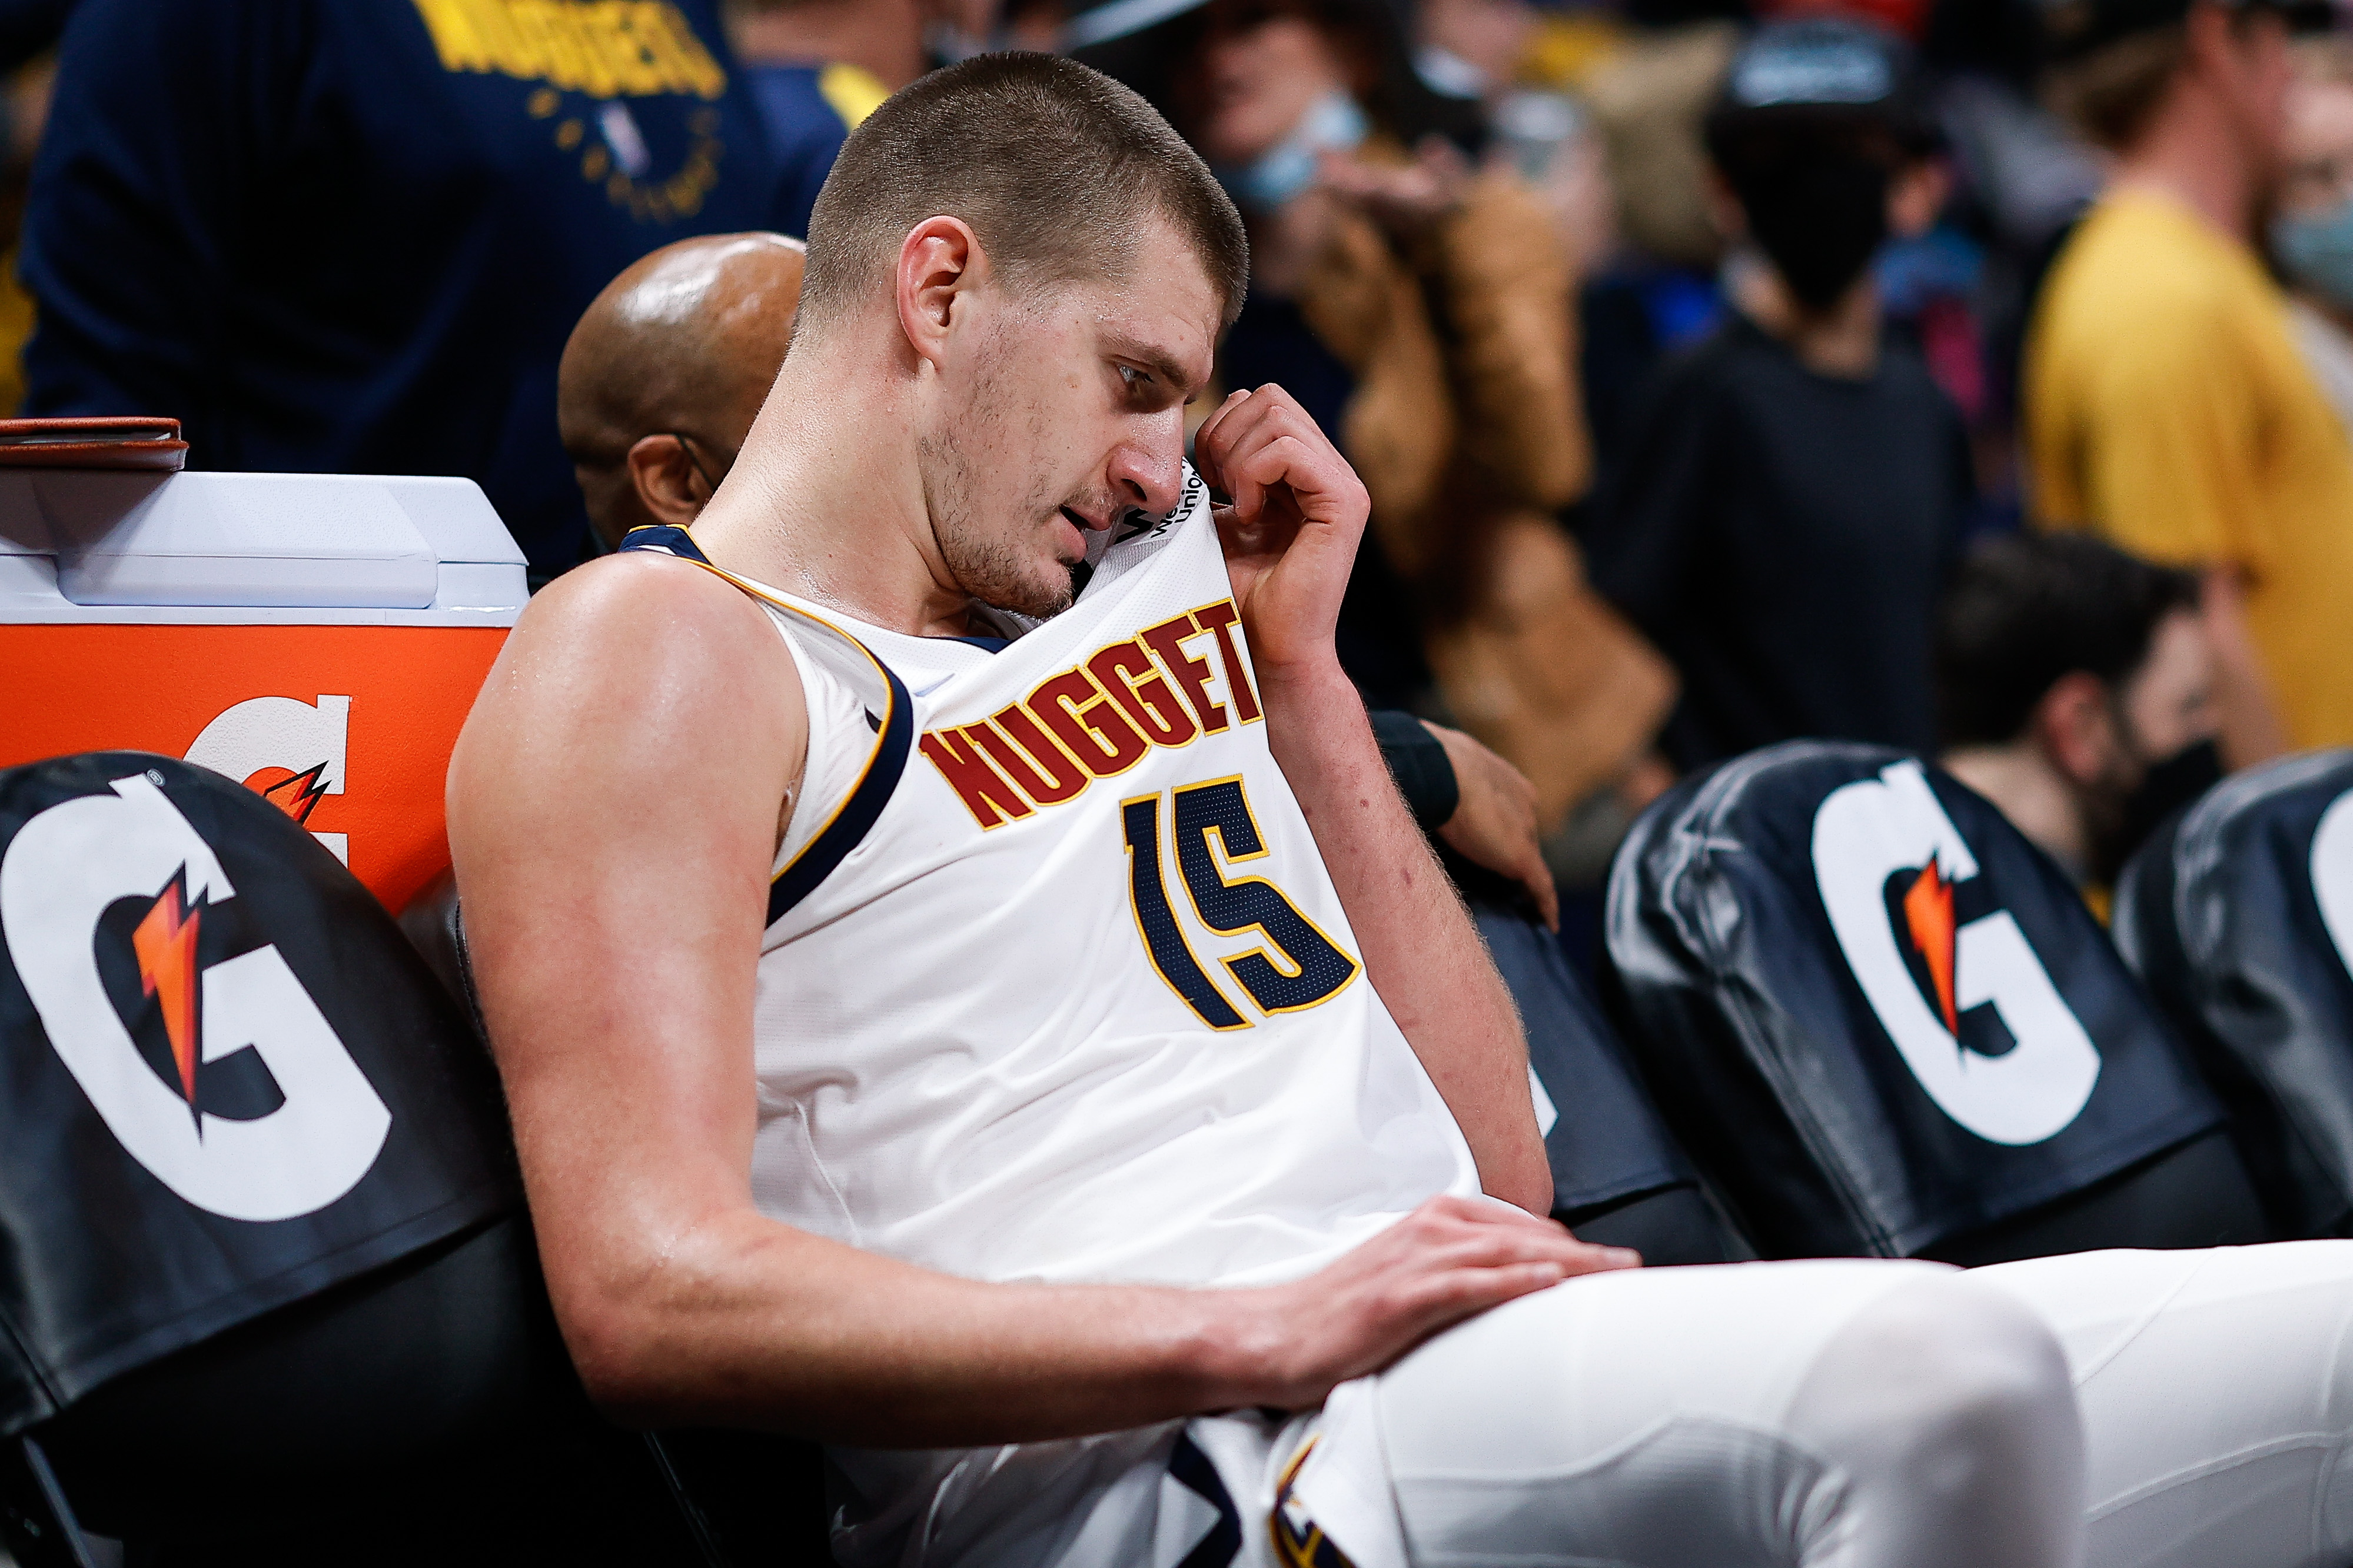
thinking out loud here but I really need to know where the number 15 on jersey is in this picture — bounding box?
[1121,776,1360,1031]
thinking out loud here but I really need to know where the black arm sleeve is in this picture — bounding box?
[1371,709,1459,831]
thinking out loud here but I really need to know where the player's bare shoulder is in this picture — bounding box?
[450,549,807,845]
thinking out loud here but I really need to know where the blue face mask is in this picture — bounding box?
[2274,197,2353,311]
[1215,91,1369,212]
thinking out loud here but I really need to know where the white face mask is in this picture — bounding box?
[1214,90,1369,211]
[2275,194,2353,312]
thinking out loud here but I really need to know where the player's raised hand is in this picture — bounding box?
[1218,1194,1637,1411]
[1192,384,1369,682]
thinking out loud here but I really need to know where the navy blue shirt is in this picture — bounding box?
[1587,313,1975,771]
[743,62,863,240]
[21,0,789,572]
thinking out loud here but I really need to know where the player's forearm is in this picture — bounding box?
[559,1191,1621,1446]
[1257,658,1552,1213]
[559,1210,1294,1446]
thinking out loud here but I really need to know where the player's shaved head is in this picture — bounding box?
[798,52,1248,338]
[559,231,806,547]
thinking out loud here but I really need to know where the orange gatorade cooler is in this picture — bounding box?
[0,469,527,913]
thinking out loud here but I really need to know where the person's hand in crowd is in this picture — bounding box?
[1425,720,1560,931]
[1319,135,1473,239]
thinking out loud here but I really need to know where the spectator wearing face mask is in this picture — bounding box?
[1585,16,1973,773]
[1414,0,1537,110]
[1093,0,1675,845]
[2026,0,2344,765]
[2272,36,2353,441]
[1937,534,2223,904]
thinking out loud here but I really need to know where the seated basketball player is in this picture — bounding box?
[554,227,1560,926]
[450,54,2353,1568]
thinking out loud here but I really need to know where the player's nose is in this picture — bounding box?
[1106,431,1185,520]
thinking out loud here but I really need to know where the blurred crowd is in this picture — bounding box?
[9,0,2353,949]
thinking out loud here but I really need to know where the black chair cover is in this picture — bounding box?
[1468,896,1745,1264]
[1604,741,2232,1259]
[0,753,518,1436]
[1475,900,1693,1209]
[2113,748,2353,1237]
[1468,893,1750,1260]
[0,753,837,1565]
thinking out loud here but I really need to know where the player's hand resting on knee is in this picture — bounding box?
[1223,1195,1637,1410]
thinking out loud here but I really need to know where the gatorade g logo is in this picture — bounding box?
[185,695,350,866]
[1813,761,2102,1145]
[0,773,391,1220]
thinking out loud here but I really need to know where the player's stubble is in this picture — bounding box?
[916,308,1092,621]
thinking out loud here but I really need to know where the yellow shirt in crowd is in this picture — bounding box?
[2025,187,2353,749]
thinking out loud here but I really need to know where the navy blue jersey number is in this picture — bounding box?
[1122,778,1358,1027]
[1122,794,1249,1029]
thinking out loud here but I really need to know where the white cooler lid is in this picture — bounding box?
[0,471,529,627]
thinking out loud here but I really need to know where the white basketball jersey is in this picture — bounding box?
[624,470,1474,1567]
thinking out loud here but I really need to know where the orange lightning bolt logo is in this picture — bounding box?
[1903,856,1960,1034]
[132,874,202,1107]
[258,760,333,825]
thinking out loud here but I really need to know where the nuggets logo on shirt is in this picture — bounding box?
[918,598,1261,828]
[413,0,725,98]
[916,592,1360,1034]
[412,0,731,221]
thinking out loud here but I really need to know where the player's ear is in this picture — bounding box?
[2035,671,2121,788]
[626,434,707,528]
[895,216,982,372]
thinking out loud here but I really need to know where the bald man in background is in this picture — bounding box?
[558,231,806,551]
